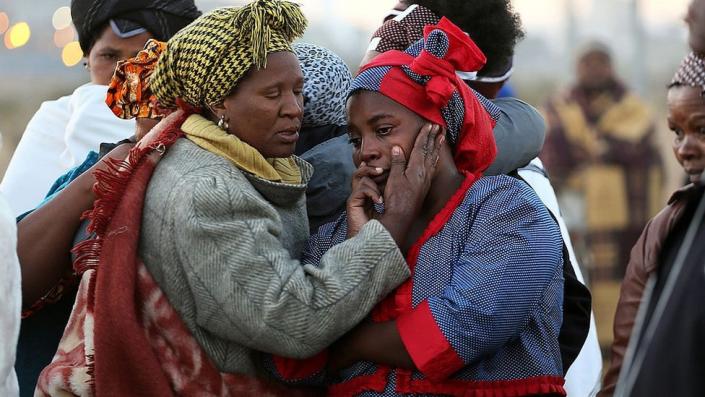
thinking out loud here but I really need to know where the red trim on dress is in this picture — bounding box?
[396,300,464,381]
[273,351,328,381]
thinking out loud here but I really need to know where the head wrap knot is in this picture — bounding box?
[151,0,307,109]
[351,17,498,176]
[409,25,486,108]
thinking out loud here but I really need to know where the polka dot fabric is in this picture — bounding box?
[370,5,440,54]
[671,51,705,95]
[298,175,566,396]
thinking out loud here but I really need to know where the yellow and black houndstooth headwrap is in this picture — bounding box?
[151,0,307,109]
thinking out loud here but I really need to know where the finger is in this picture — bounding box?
[360,186,384,205]
[388,145,407,180]
[427,126,444,169]
[353,162,384,180]
[407,123,433,171]
[350,184,383,206]
[423,125,440,164]
[424,123,440,158]
[358,178,384,203]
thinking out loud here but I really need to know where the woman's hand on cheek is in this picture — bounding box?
[346,162,384,238]
[377,123,443,247]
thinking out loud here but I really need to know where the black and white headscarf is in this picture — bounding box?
[293,43,352,128]
[671,52,705,95]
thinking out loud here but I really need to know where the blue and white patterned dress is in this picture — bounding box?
[284,174,566,397]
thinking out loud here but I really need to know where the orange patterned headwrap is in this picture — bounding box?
[106,39,169,120]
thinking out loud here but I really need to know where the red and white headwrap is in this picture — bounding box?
[351,17,498,177]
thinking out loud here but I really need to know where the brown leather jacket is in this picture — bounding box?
[599,184,700,396]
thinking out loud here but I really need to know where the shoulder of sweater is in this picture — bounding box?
[148,139,265,211]
[157,138,249,183]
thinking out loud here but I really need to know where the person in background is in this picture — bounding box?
[0,0,200,217]
[11,2,201,393]
[686,0,705,56]
[541,43,663,283]
[292,43,357,231]
[610,51,705,397]
[362,1,602,394]
[0,136,21,397]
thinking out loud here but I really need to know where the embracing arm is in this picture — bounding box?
[485,98,546,176]
[166,175,410,359]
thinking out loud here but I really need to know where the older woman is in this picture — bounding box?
[271,18,566,397]
[36,1,438,396]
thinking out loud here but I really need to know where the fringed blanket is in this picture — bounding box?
[36,109,321,397]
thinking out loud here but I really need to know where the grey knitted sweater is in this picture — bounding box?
[140,139,409,375]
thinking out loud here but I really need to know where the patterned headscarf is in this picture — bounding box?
[368,4,513,81]
[70,0,201,53]
[151,0,307,109]
[293,43,352,128]
[670,52,705,95]
[368,4,440,54]
[106,39,168,120]
[351,17,498,176]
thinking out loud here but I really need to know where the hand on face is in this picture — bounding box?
[379,123,443,219]
[377,123,443,247]
[346,163,384,238]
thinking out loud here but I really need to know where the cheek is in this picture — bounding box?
[89,58,118,85]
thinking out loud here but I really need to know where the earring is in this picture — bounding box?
[217,115,230,131]
[83,61,88,69]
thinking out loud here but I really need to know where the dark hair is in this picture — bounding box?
[83,21,111,54]
[404,0,524,76]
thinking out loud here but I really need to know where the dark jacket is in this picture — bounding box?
[599,184,701,396]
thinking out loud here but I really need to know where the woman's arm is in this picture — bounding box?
[17,143,133,307]
[147,172,410,359]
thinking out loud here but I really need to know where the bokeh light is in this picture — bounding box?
[4,22,31,49]
[53,26,75,48]
[52,7,72,30]
[61,41,83,67]
[0,12,9,34]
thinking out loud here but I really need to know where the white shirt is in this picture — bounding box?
[0,83,135,216]
[0,193,21,397]
[519,158,603,397]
